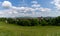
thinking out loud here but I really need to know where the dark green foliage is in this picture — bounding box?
[31,19,39,26]
[0,18,6,22]
[17,20,31,26]
[1,16,60,26]
[7,18,16,24]
[40,19,48,26]
[52,16,60,26]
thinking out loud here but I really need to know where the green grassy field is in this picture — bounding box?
[0,22,60,36]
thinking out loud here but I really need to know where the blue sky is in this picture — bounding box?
[0,0,60,17]
[7,0,53,8]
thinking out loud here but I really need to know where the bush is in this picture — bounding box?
[17,20,31,26]
[1,16,60,26]
[40,19,48,26]
[31,19,39,26]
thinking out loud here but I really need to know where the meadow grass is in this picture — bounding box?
[0,22,60,36]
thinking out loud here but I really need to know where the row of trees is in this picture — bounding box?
[7,18,39,26]
[0,16,60,26]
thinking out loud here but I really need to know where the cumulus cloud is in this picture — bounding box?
[31,1,40,8]
[32,4,40,8]
[39,8,51,12]
[31,1,38,4]
[51,0,60,10]
[0,1,52,17]
[12,7,33,13]
[2,1,12,8]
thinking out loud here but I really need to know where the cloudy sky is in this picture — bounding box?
[0,0,60,17]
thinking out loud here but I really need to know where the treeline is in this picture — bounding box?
[0,16,60,26]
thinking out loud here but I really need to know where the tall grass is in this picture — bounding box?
[0,22,60,36]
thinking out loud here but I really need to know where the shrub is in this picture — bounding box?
[31,19,39,26]
[17,20,31,26]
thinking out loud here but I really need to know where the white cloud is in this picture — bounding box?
[39,8,51,12]
[51,0,60,10]
[0,12,4,14]
[31,1,38,4]
[31,1,40,8]
[32,4,40,8]
[2,1,12,8]
[0,1,52,17]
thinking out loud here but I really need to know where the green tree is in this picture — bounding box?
[31,19,39,26]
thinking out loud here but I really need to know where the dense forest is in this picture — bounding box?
[0,16,60,26]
